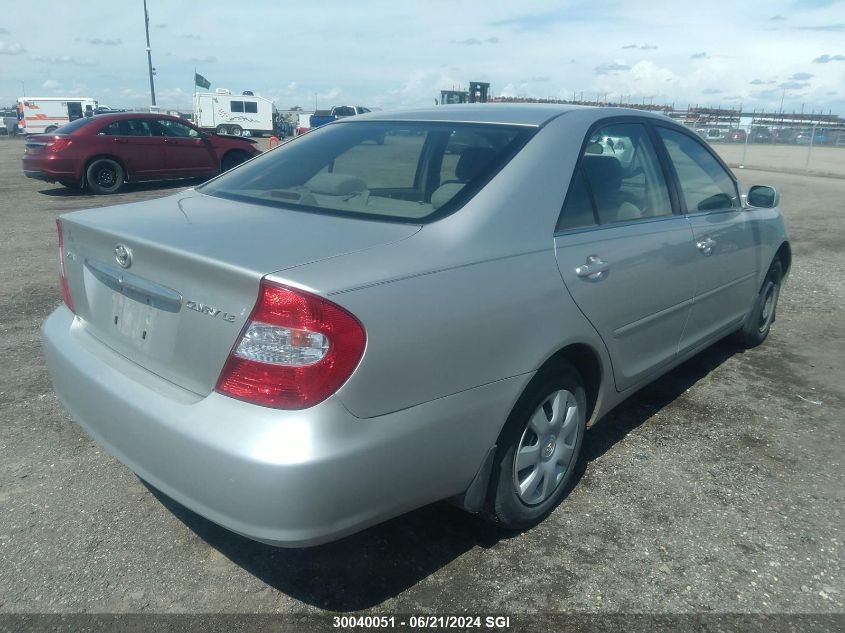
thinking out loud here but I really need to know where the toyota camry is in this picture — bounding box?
[42,104,790,547]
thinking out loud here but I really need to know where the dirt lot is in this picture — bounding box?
[0,135,842,619]
[714,142,845,179]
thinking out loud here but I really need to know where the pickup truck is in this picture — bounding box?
[309,105,371,129]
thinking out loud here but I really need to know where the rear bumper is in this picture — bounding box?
[42,307,528,547]
[22,156,80,182]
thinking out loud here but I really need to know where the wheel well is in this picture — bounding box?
[221,148,251,166]
[538,343,602,422]
[84,155,127,184]
[775,241,791,277]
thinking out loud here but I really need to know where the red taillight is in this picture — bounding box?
[215,280,366,409]
[56,219,75,313]
[48,138,73,152]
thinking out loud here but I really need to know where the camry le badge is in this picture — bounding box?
[114,244,132,269]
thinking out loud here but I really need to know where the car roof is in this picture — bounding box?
[345,103,669,127]
[88,112,186,122]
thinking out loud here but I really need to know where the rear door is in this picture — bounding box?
[155,118,218,177]
[97,118,169,179]
[554,120,698,391]
[654,126,758,353]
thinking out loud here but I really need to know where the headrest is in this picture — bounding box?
[455,147,497,182]
[306,172,366,195]
[582,155,622,193]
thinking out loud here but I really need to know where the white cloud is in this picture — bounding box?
[42,79,61,90]
[0,40,25,55]
[0,0,843,114]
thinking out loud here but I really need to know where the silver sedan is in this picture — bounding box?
[42,104,790,546]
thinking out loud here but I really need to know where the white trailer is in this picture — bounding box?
[193,89,275,136]
[17,96,98,134]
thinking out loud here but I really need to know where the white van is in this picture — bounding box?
[193,89,275,136]
[17,97,98,134]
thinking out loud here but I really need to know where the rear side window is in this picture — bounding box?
[199,121,532,223]
[657,127,739,212]
[559,122,672,229]
[231,101,244,113]
[556,169,596,231]
[99,120,128,136]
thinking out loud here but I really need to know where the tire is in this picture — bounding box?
[229,125,243,137]
[215,125,228,135]
[486,363,587,531]
[85,158,124,195]
[44,126,57,133]
[221,151,250,172]
[734,260,783,348]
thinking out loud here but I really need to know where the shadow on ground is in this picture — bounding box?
[147,339,742,611]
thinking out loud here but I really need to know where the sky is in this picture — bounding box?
[1,0,844,115]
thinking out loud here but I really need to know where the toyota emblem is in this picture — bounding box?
[114,244,132,269]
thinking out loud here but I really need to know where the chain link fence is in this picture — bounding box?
[681,116,845,177]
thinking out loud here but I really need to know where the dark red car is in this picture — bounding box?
[22,112,260,194]
[726,129,747,143]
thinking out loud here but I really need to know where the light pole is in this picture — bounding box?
[143,0,157,107]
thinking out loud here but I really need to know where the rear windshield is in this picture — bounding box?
[54,117,94,134]
[199,121,534,223]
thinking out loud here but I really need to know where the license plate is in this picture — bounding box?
[111,290,159,343]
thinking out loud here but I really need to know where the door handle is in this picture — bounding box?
[165,139,179,145]
[575,255,610,280]
[114,138,128,144]
[697,237,716,256]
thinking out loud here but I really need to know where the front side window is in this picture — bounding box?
[199,121,532,223]
[657,127,739,212]
[157,119,199,138]
[559,122,672,229]
[244,102,258,114]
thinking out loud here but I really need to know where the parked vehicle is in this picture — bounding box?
[705,128,724,142]
[0,108,18,135]
[749,127,772,143]
[309,105,372,129]
[42,105,790,547]
[795,128,829,145]
[193,89,276,137]
[17,96,98,134]
[726,129,747,143]
[22,112,260,194]
[773,128,798,144]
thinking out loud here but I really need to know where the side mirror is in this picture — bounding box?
[747,185,779,209]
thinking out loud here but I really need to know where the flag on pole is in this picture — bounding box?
[194,73,211,90]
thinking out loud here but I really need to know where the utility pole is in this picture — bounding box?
[143,0,157,107]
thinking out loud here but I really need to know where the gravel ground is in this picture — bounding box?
[0,136,842,619]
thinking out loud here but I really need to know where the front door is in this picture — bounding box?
[554,121,698,391]
[155,118,218,178]
[654,127,758,353]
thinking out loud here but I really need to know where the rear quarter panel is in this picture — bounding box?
[323,250,605,418]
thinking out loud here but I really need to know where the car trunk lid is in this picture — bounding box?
[60,191,420,395]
